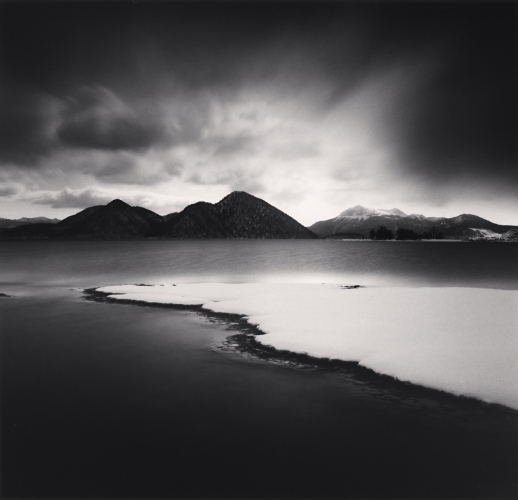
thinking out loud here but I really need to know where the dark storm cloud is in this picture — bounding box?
[0,82,166,169]
[0,3,397,96]
[93,154,140,183]
[0,84,60,165]
[57,85,165,151]
[0,2,516,190]
[91,152,180,186]
[383,4,518,187]
[0,186,17,197]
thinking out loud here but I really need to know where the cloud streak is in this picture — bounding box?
[58,85,166,151]
[33,188,114,210]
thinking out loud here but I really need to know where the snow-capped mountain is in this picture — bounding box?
[336,205,407,219]
[309,206,518,238]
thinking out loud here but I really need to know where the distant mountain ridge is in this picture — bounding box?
[2,192,317,240]
[309,205,518,239]
[0,216,60,229]
[4,199,516,240]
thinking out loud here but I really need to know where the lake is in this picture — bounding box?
[1,240,517,498]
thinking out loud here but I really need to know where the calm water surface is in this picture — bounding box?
[1,241,517,498]
[1,239,517,290]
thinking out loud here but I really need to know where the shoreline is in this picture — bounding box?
[2,284,516,498]
[83,286,518,416]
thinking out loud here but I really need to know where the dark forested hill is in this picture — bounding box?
[2,192,317,239]
[3,200,163,239]
[153,191,317,239]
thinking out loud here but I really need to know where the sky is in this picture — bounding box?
[0,1,517,225]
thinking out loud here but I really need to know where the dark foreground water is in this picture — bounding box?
[1,240,517,498]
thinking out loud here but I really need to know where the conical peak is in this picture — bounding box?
[107,199,130,209]
[222,191,255,201]
[217,191,262,206]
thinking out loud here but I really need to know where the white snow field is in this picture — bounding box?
[98,283,518,410]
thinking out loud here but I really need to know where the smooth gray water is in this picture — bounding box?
[1,239,517,291]
[1,240,517,498]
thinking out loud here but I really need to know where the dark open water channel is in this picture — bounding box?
[1,240,517,498]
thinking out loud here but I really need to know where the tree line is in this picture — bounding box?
[369,226,445,240]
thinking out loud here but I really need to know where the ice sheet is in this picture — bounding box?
[98,283,518,410]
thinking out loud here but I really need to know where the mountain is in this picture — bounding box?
[309,205,518,239]
[55,199,163,238]
[337,206,407,218]
[3,192,317,240]
[0,216,60,229]
[3,199,163,239]
[152,191,317,239]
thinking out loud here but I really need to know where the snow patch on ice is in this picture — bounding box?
[97,283,518,410]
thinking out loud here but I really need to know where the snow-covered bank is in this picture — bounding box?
[97,283,518,410]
